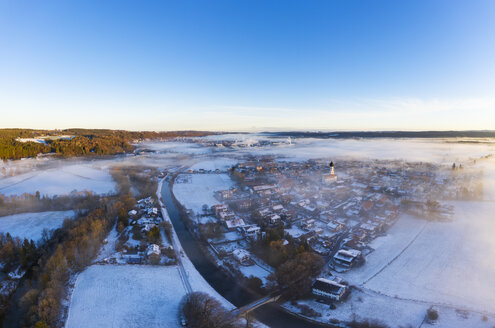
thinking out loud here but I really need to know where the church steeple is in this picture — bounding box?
[324,161,338,183]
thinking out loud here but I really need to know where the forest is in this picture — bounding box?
[0,129,216,160]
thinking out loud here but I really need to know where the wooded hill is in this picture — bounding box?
[0,129,216,160]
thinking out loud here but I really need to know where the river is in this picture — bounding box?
[160,179,329,328]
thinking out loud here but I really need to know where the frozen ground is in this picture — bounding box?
[0,164,115,197]
[173,173,235,214]
[65,265,186,328]
[337,201,495,320]
[0,210,75,241]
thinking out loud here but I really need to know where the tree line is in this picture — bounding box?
[0,129,216,160]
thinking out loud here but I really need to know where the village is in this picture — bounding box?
[175,155,482,308]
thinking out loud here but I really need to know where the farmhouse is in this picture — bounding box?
[312,278,347,301]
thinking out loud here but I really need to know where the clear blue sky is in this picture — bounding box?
[1,0,494,131]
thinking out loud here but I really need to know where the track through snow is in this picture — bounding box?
[362,220,429,285]
[343,202,495,317]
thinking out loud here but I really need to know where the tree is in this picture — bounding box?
[245,276,263,294]
[147,226,162,245]
[426,307,439,321]
[275,252,324,299]
[181,292,239,328]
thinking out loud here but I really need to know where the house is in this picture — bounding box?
[232,249,251,264]
[243,225,261,239]
[219,188,236,200]
[237,199,252,210]
[253,184,276,192]
[258,208,271,217]
[147,244,161,257]
[302,219,315,229]
[212,204,228,216]
[147,207,159,217]
[360,222,378,233]
[327,221,344,232]
[142,223,156,232]
[312,278,347,301]
[219,210,236,221]
[269,214,281,224]
[225,217,246,229]
[333,248,362,268]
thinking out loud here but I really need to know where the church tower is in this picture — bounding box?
[324,161,337,183]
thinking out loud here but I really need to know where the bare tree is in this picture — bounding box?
[180,292,240,328]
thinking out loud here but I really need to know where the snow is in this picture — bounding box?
[65,265,186,328]
[0,164,115,197]
[362,202,495,314]
[0,210,75,241]
[340,214,427,284]
[189,158,238,171]
[285,288,495,328]
[285,226,306,238]
[95,224,119,262]
[238,264,271,285]
[338,202,495,317]
[173,174,235,214]
[195,216,217,224]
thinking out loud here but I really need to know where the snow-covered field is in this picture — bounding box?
[173,173,235,214]
[338,201,495,320]
[65,265,186,328]
[363,202,495,314]
[0,164,115,197]
[0,210,75,241]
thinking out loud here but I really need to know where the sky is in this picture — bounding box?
[0,0,494,132]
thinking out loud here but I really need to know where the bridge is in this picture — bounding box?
[231,293,281,317]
